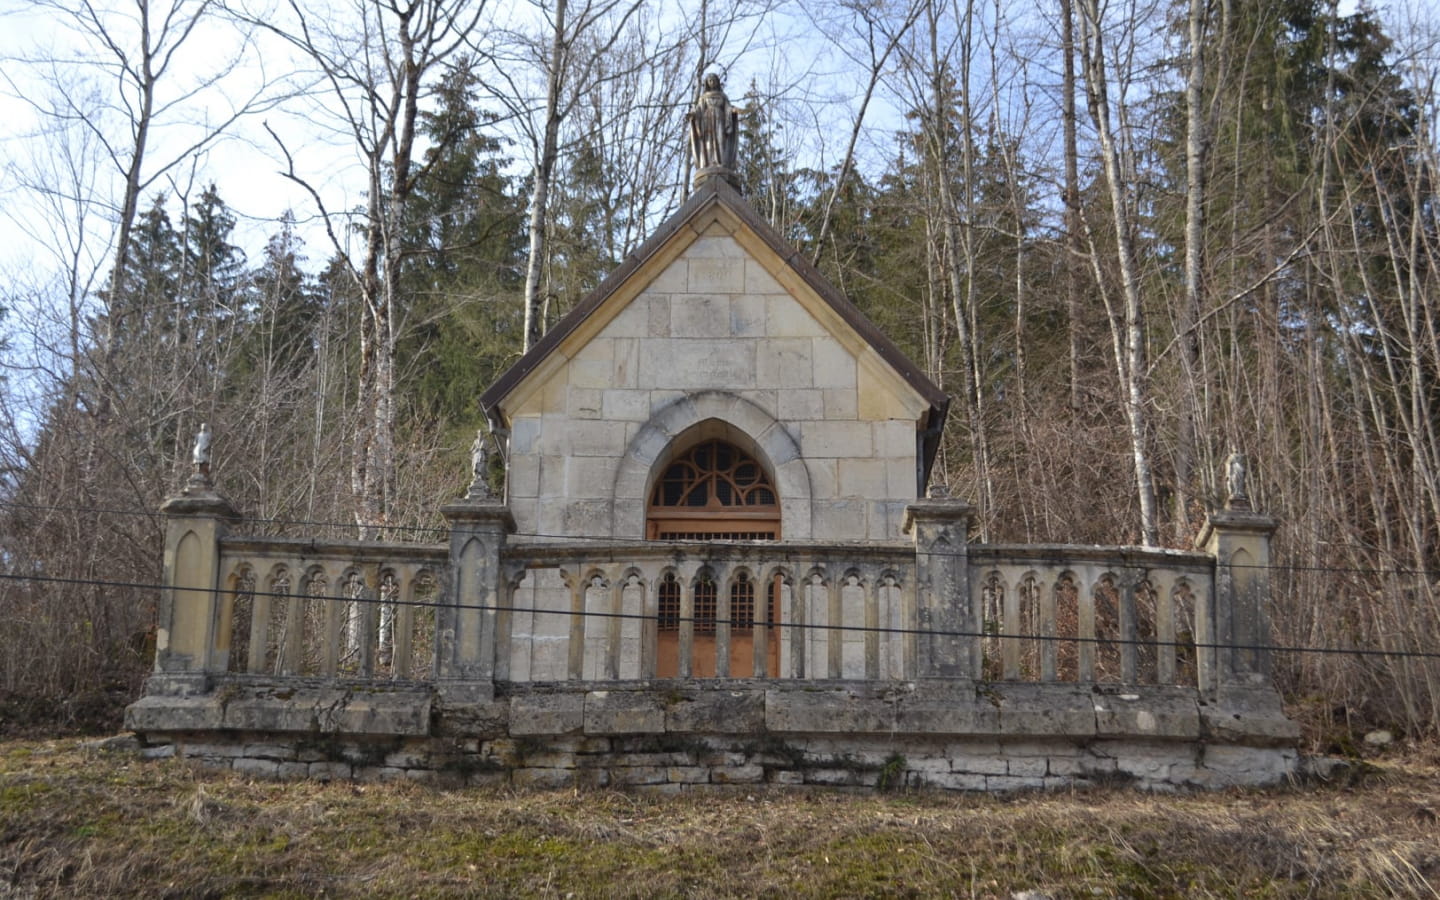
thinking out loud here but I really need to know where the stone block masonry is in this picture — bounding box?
[131,679,1299,792]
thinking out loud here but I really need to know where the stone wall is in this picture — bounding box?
[128,678,1300,792]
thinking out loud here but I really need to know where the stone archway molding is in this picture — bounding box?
[612,391,813,539]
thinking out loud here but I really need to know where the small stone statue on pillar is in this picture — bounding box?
[688,72,739,188]
[466,425,495,501]
[185,423,214,493]
[1225,449,1249,510]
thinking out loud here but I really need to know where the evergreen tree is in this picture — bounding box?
[394,57,526,445]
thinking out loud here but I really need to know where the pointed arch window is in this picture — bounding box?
[646,439,780,540]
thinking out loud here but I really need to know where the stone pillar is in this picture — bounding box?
[154,487,237,685]
[1194,479,1296,746]
[1197,508,1278,692]
[438,499,514,701]
[903,497,978,679]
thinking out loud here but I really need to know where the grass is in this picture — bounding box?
[2,738,1439,898]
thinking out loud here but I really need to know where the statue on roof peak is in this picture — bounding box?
[689,72,739,188]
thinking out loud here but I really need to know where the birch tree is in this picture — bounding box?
[245,0,489,536]
[1075,0,1160,546]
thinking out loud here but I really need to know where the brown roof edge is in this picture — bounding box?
[479,177,952,481]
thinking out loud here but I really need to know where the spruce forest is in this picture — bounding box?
[1,0,1437,745]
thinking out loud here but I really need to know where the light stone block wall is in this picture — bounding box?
[503,229,931,545]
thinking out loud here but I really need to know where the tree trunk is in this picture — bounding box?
[523,0,569,353]
[1077,0,1160,547]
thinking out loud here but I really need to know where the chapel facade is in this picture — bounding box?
[125,75,1301,792]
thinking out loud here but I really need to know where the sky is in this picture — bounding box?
[0,0,848,287]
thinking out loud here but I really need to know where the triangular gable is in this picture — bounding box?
[480,178,950,476]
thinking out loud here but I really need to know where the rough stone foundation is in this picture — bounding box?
[144,731,1298,793]
[127,677,1300,793]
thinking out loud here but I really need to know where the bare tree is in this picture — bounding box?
[807,0,924,264]
[1074,0,1160,546]
[483,0,648,351]
[244,0,488,536]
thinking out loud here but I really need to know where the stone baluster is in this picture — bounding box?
[1001,568,1022,681]
[439,497,515,702]
[1119,571,1139,684]
[320,564,344,677]
[903,497,978,678]
[752,569,774,679]
[785,571,807,679]
[280,560,305,676]
[392,565,417,680]
[678,565,696,678]
[1077,572,1097,682]
[246,561,270,675]
[1038,572,1058,682]
[1154,573,1178,685]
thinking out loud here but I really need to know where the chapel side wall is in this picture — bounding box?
[503,229,927,544]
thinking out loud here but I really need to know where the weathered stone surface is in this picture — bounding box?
[984,775,1045,792]
[243,743,296,761]
[990,684,1097,737]
[631,782,684,796]
[510,693,585,736]
[233,758,280,778]
[765,686,898,734]
[665,689,764,733]
[609,766,668,786]
[179,740,243,758]
[892,684,1001,735]
[125,695,223,732]
[584,690,665,735]
[914,771,987,791]
[308,761,353,781]
[1092,688,1200,739]
[1201,686,1301,745]
[805,768,869,787]
[1200,744,1297,786]
[710,764,764,784]
[513,767,576,789]
[139,743,177,760]
[1004,757,1049,778]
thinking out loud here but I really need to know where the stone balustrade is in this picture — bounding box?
[153,491,1270,698]
[499,541,918,683]
[133,488,1296,791]
[967,546,1216,689]
[215,536,448,681]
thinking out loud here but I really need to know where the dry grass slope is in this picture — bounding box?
[2,738,1438,898]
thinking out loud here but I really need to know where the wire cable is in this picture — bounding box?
[4,569,1440,662]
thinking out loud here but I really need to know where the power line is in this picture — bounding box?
[4,569,1440,663]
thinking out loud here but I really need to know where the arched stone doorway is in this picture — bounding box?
[648,438,781,677]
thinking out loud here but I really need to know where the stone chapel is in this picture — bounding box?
[126,75,1300,791]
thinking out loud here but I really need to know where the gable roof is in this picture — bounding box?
[480,176,951,480]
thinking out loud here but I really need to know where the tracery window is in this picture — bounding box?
[646,439,780,540]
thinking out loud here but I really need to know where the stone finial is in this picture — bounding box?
[926,481,950,500]
[688,72,739,187]
[1225,449,1249,510]
[185,423,213,493]
[466,425,493,500]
